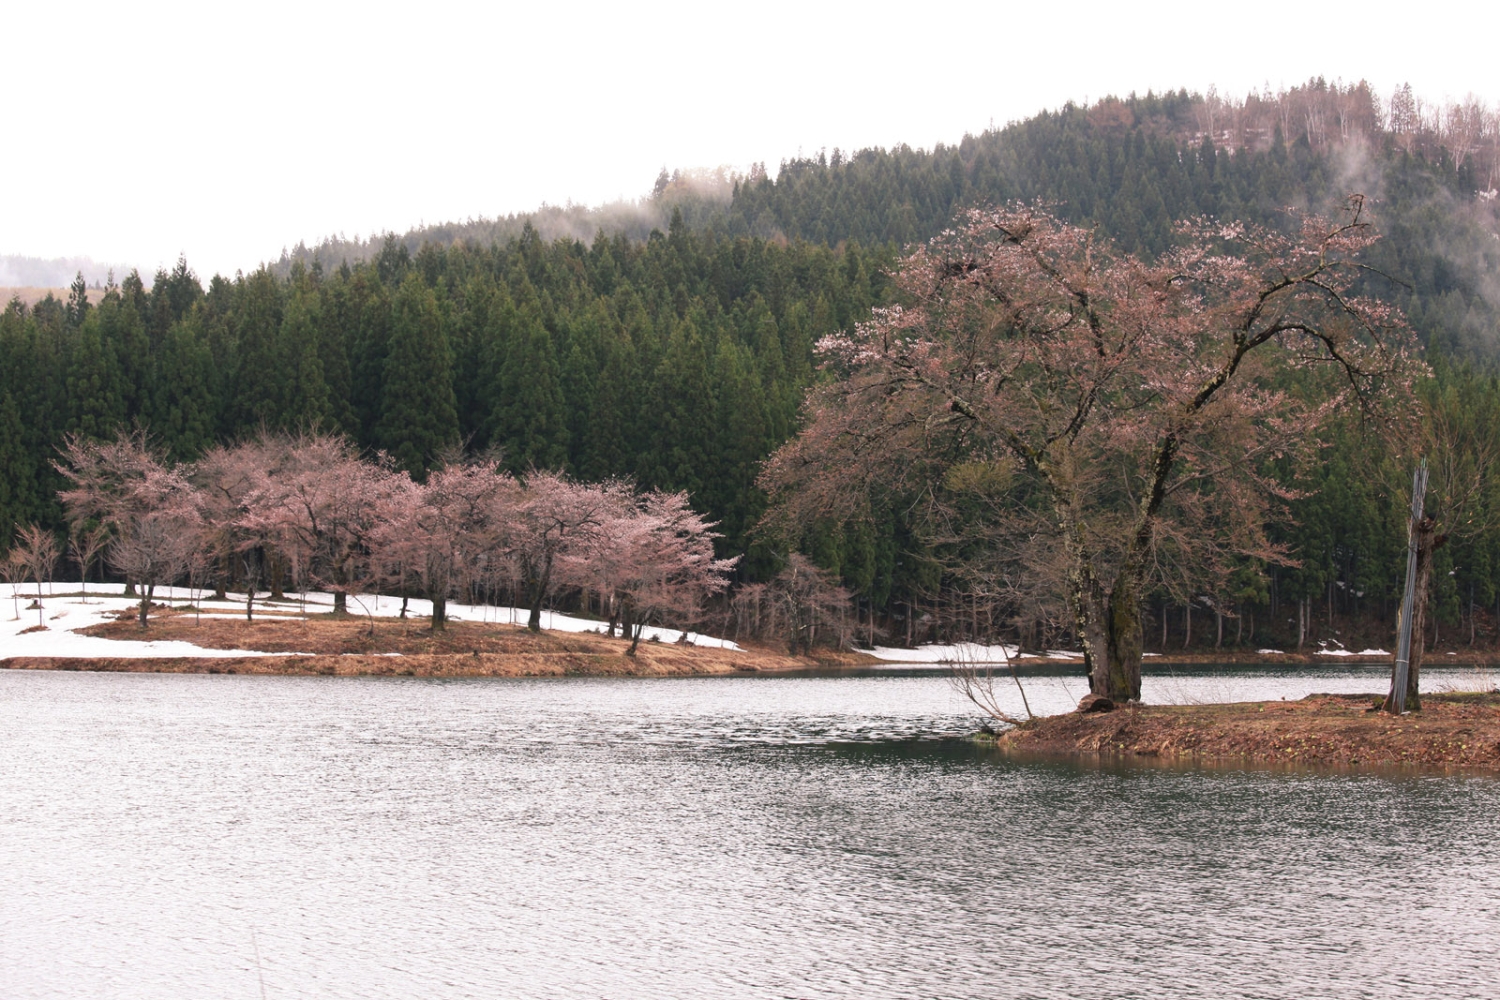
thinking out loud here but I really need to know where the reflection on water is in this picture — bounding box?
[2,666,1497,999]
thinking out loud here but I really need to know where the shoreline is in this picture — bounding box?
[0,606,868,678]
[992,692,1500,774]
[0,652,825,678]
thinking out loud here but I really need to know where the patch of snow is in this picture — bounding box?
[1,583,741,660]
[1,584,305,660]
[865,641,1017,664]
[1257,649,1286,655]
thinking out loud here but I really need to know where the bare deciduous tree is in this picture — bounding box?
[1382,373,1500,710]
[768,554,852,655]
[69,522,110,604]
[3,548,25,620]
[14,524,59,627]
[57,432,203,628]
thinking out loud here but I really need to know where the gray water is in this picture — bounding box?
[2,665,1498,1000]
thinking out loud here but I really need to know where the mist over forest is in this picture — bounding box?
[0,254,134,290]
[5,78,1500,655]
[277,81,1500,331]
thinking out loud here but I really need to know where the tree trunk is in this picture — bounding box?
[1101,575,1144,702]
[1183,602,1191,649]
[269,551,286,600]
[1399,516,1437,712]
[527,585,543,632]
[623,601,640,656]
[1470,583,1476,646]
[138,583,155,629]
[431,595,447,631]
[333,591,347,615]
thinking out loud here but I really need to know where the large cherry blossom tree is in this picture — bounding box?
[501,471,622,632]
[239,433,411,616]
[375,460,515,630]
[762,199,1420,702]
[570,489,738,654]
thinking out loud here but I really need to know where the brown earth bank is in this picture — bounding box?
[995,693,1500,773]
[2,608,870,678]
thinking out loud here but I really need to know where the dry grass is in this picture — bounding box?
[3,607,844,678]
[998,692,1500,772]
[1,286,107,308]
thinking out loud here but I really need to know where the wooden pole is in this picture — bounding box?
[1388,460,1428,715]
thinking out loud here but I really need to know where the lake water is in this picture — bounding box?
[3,664,1498,999]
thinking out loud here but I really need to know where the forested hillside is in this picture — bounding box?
[1,223,887,582]
[5,80,1500,652]
[286,81,1500,359]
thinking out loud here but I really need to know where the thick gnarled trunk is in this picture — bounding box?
[1102,571,1144,701]
[1074,574,1145,703]
[1064,503,1145,704]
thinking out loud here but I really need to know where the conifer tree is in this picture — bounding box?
[227,269,287,431]
[349,272,392,447]
[0,387,36,550]
[314,273,359,438]
[278,282,332,430]
[579,326,640,480]
[145,317,216,461]
[709,336,768,550]
[377,272,458,479]
[483,281,567,471]
[638,314,716,497]
[65,273,91,330]
[65,308,128,439]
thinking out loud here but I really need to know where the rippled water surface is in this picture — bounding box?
[3,666,1499,999]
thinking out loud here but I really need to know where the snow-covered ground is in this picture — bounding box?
[0,583,740,661]
[863,641,1082,665]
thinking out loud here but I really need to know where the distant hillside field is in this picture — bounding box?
[1,287,106,309]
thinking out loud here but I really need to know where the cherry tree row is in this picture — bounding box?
[51,431,737,649]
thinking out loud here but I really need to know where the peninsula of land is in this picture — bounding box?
[996,693,1500,773]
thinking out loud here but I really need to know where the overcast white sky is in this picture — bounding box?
[4,0,1497,281]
